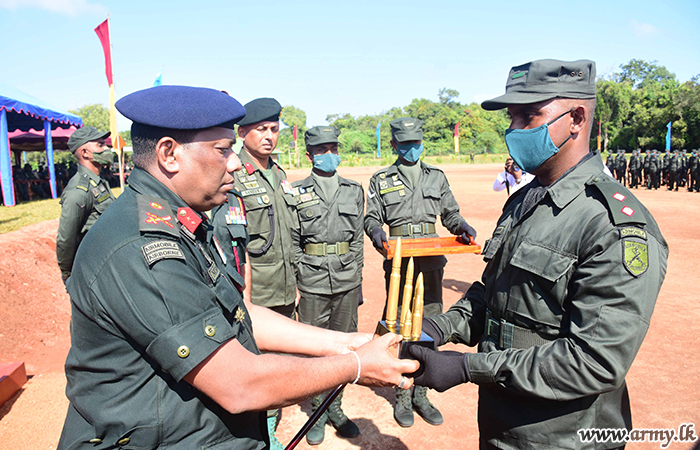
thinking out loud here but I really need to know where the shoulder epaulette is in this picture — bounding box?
[589,176,646,226]
[75,174,90,191]
[136,194,180,238]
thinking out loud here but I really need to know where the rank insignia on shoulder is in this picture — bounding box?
[177,207,203,234]
[622,239,648,277]
[234,306,246,323]
[138,195,178,236]
[142,240,185,266]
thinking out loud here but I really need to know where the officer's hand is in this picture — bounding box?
[421,317,443,348]
[408,346,470,392]
[355,333,419,388]
[371,227,388,253]
[340,332,373,354]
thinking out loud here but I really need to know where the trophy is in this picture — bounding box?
[375,238,434,358]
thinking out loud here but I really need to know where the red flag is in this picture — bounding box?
[94,19,113,86]
[454,122,459,138]
[293,124,297,141]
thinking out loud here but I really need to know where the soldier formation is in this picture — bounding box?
[606,148,700,192]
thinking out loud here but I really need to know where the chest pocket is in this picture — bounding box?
[510,240,576,283]
[422,185,441,216]
[299,205,322,235]
[337,199,359,232]
[243,199,272,236]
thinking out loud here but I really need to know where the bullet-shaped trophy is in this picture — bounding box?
[376,242,434,358]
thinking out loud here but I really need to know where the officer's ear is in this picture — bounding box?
[306,151,314,164]
[155,137,180,174]
[390,139,397,151]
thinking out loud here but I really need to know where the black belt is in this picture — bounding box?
[485,310,550,350]
[389,222,436,237]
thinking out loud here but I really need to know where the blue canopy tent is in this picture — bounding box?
[1,83,83,206]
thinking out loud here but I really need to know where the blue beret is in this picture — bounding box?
[115,85,246,130]
[237,98,282,126]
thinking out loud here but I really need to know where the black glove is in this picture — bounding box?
[408,345,470,392]
[458,221,477,239]
[371,227,388,251]
[421,317,444,348]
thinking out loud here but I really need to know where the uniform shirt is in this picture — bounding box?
[291,172,364,295]
[233,150,297,308]
[364,160,466,271]
[56,164,115,279]
[431,152,668,449]
[58,167,265,450]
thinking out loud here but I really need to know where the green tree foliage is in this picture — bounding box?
[69,104,110,132]
[594,60,698,151]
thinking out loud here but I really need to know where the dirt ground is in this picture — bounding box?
[0,163,698,450]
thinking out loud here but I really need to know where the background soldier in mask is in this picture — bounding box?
[291,126,365,445]
[56,126,115,282]
[408,59,668,449]
[364,117,477,429]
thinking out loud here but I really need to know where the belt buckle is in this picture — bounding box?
[411,224,421,234]
[327,244,337,254]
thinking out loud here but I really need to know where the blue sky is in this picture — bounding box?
[1,0,699,131]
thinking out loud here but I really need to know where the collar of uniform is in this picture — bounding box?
[77,163,103,184]
[547,151,604,209]
[239,148,280,175]
[392,159,430,173]
[127,167,207,223]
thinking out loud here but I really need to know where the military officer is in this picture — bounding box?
[614,149,627,186]
[211,97,297,448]
[629,149,642,188]
[58,85,419,450]
[408,59,668,450]
[56,126,115,282]
[364,117,477,428]
[290,126,365,445]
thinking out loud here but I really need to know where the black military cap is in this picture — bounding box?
[305,126,340,147]
[482,59,597,111]
[115,85,245,130]
[237,98,282,126]
[67,126,110,153]
[390,118,424,142]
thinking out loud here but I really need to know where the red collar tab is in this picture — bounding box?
[177,207,203,233]
[244,163,255,175]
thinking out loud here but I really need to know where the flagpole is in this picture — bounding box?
[107,14,125,192]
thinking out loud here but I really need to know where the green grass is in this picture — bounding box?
[0,188,123,235]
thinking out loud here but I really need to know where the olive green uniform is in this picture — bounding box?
[429,152,668,449]
[234,149,297,313]
[210,190,250,290]
[291,172,364,332]
[56,164,115,280]
[58,167,266,450]
[364,161,466,319]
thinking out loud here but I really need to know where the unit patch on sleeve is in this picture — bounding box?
[622,239,648,277]
[142,240,185,266]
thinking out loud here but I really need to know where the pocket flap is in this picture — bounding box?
[510,240,576,282]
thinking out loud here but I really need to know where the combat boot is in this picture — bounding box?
[327,391,360,438]
[266,412,285,450]
[393,387,414,427]
[412,385,443,426]
[306,394,328,445]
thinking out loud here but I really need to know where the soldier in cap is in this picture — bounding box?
[56,126,116,282]
[614,150,627,186]
[289,125,365,445]
[408,59,668,449]
[364,117,477,428]
[57,85,418,450]
[211,97,298,448]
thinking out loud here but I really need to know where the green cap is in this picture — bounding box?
[390,117,423,142]
[305,126,340,146]
[481,59,597,111]
[67,126,110,153]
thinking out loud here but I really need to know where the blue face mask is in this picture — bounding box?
[504,109,573,173]
[397,142,424,163]
[313,152,341,173]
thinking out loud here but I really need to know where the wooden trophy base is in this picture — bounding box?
[375,320,434,359]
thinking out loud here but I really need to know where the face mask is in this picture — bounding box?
[92,150,114,166]
[313,152,341,173]
[504,109,573,173]
[397,142,423,163]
